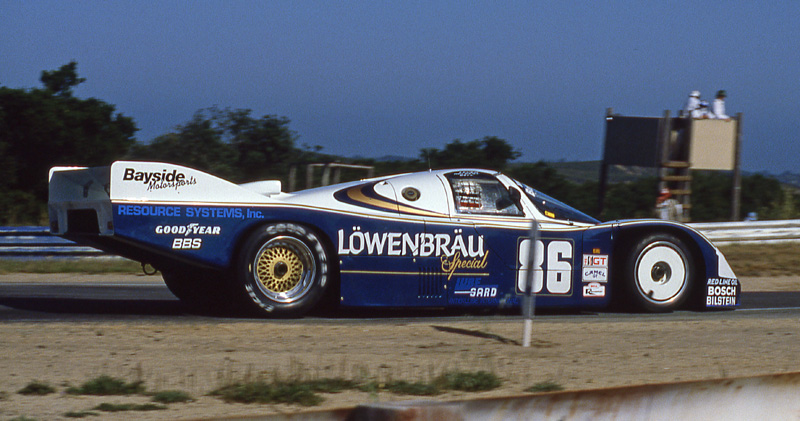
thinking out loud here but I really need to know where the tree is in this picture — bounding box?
[422,136,520,170]
[40,61,86,97]
[128,111,237,179]
[507,162,573,197]
[481,136,521,169]
[602,176,660,220]
[128,107,297,183]
[740,173,784,219]
[0,62,137,223]
[214,108,297,182]
[506,161,598,216]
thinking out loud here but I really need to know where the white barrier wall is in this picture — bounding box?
[690,219,800,245]
[346,372,800,421]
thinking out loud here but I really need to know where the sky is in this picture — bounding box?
[2,1,799,173]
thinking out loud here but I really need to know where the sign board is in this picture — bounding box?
[688,119,738,170]
[603,116,662,167]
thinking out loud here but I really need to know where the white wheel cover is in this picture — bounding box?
[635,242,687,303]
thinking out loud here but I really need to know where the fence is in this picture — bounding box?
[2,220,800,258]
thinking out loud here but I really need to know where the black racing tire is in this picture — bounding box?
[235,223,329,317]
[623,234,695,312]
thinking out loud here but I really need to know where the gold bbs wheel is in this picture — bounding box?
[252,236,316,303]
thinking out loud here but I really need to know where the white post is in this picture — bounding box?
[522,218,539,347]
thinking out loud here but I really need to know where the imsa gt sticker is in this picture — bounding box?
[582,254,608,282]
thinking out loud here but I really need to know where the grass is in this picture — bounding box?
[150,389,194,404]
[434,370,501,392]
[93,402,167,412]
[212,370,503,406]
[0,258,141,274]
[718,243,800,277]
[9,375,196,417]
[381,380,441,396]
[66,375,146,396]
[9,370,501,412]
[64,410,99,418]
[11,375,194,418]
[17,381,56,395]
[525,381,564,393]
[304,378,359,393]
[211,380,324,406]
[15,376,191,417]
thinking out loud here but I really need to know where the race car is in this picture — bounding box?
[48,161,740,317]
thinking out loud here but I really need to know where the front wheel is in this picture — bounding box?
[624,234,695,312]
[235,223,329,317]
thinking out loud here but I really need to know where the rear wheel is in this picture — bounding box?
[236,223,329,317]
[162,269,231,313]
[624,234,694,312]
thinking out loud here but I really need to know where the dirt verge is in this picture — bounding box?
[1,275,798,420]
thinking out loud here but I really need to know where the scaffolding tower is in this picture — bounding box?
[598,109,742,221]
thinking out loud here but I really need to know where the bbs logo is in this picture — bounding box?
[172,238,202,249]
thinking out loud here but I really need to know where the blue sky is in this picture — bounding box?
[2,1,798,172]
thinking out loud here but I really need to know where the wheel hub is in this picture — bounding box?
[250,235,317,304]
[273,261,289,279]
[650,261,672,284]
[256,245,304,293]
[635,242,688,304]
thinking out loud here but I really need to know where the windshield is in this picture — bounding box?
[445,172,524,216]
[515,181,599,224]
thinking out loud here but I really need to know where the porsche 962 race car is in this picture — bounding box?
[49,161,740,317]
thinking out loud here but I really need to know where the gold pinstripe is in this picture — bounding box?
[345,185,446,217]
[340,270,490,276]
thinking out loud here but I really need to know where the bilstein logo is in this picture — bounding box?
[337,228,488,280]
[123,168,197,191]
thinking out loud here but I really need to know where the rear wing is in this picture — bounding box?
[49,161,277,235]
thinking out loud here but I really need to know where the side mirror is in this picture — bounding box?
[509,187,521,205]
[496,187,523,212]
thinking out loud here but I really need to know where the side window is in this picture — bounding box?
[446,172,523,216]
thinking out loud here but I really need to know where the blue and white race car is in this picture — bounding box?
[48,161,740,317]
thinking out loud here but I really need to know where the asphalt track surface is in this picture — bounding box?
[1,280,799,323]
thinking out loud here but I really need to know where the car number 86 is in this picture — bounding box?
[517,239,573,295]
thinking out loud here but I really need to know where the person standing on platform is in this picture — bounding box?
[712,90,730,120]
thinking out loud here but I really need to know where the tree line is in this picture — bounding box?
[0,62,794,225]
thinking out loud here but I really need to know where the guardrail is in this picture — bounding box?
[0,226,106,258]
[689,219,800,245]
[2,220,799,258]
